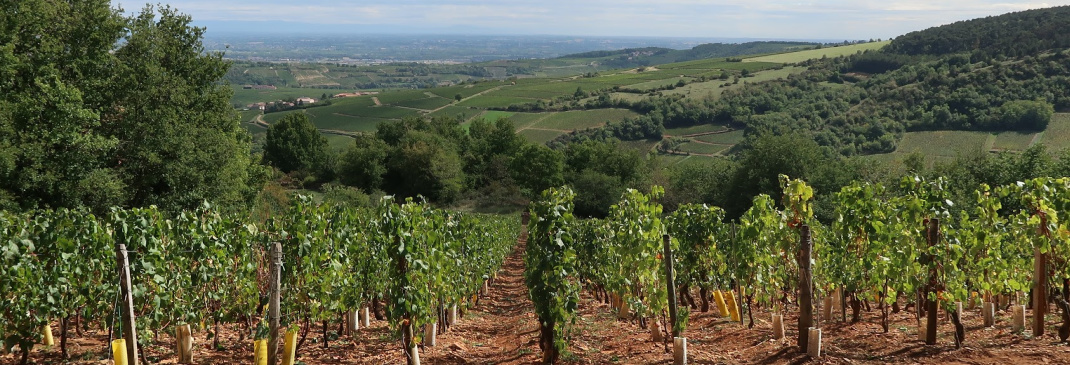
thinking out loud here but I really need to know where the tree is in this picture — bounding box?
[511,144,565,199]
[995,100,1054,130]
[337,135,388,192]
[263,113,329,175]
[0,1,259,213]
[384,130,466,203]
[727,134,825,218]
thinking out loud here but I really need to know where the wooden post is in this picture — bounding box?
[115,244,139,365]
[1034,246,1047,337]
[925,219,939,345]
[663,235,679,338]
[268,242,282,365]
[797,225,814,352]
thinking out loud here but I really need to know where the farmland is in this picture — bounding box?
[743,40,891,63]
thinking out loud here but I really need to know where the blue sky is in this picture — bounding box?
[112,1,1069,39]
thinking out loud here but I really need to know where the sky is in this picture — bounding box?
[112,1,1070,40]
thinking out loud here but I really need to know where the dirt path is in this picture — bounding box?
[419,238,542,364]
[371,97,382,106]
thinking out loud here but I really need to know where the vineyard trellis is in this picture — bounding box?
[0,195,516,365]
[523,175,1070,363]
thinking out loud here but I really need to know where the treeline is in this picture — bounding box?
[559,42,818,69]
[887,6,1070,57]
[262,113,652,217]
[555,46,1067,156]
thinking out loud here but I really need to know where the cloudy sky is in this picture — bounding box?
[113,1,1068,39]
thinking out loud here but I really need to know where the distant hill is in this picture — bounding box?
[559,41,817,68]
[887,6,1070,57]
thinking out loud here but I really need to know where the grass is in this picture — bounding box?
[621,78,692,91]
[478,111,515,122]
[693,130,745,145]
[506,112,549,129]
[518,129,566,144]
[261,109,392,132]
[457,95,538,108]
[895,131,991,157]
[529,109,638,131]
[663,67,802,99]
[677,142,731,155]
[324,134,355,151]
[664,124,729,136]
[1040,113,1070,151]
[744,41,891,64]
[375,89,434,105]
[393,97,453,110]
[992,131,1039,151]
[429,106,479,120]
[609,92,647,103]
[230,86,347,106]
[430,83,501,99]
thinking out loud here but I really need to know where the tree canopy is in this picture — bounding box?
[0,1,260,213]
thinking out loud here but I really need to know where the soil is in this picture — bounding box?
[7,239,1070,364]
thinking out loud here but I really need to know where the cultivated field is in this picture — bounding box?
[529,109,638,131]
[744,41,891,63]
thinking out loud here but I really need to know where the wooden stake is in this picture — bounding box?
[268,242,282,365]
[925,219,939,346]
[115,243,139,365]
[176,324,193,364]
[797,225,814,352]
[1035,247,1048,337]
[664,235,679,338]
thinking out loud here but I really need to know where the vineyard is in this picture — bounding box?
[524,175,1070,363]
[6,175,1070,364]
[0,196,516,365]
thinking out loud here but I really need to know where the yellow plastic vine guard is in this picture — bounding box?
[254,339,268,365]
[282,327,299,365]
[713,290,730,317]
[41,325,54,346]
[111,339,128,365]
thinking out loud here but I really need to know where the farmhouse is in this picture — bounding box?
[296,97,316,105]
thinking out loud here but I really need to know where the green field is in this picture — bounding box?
[375,89,433,105]
[693,130,745,145]
[429,106,479,120]
[231,86,346,106]
[506,113,549,129]
[456,95,538,108]
[895,130,992,157]
[677,142,731,155]
[622,78,692,91]
[744,41,891,64]
[529,109,638,131]
[430,83,501,99]
[324,134,355,151]
[260,107,399,132]
[992,131,1039,151]
[393,96,453,110]
[663,67,802,99]
[664,124,730,136]
[519,129,566,143]
[1039,114,1070,151]
[478,111,515,122]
